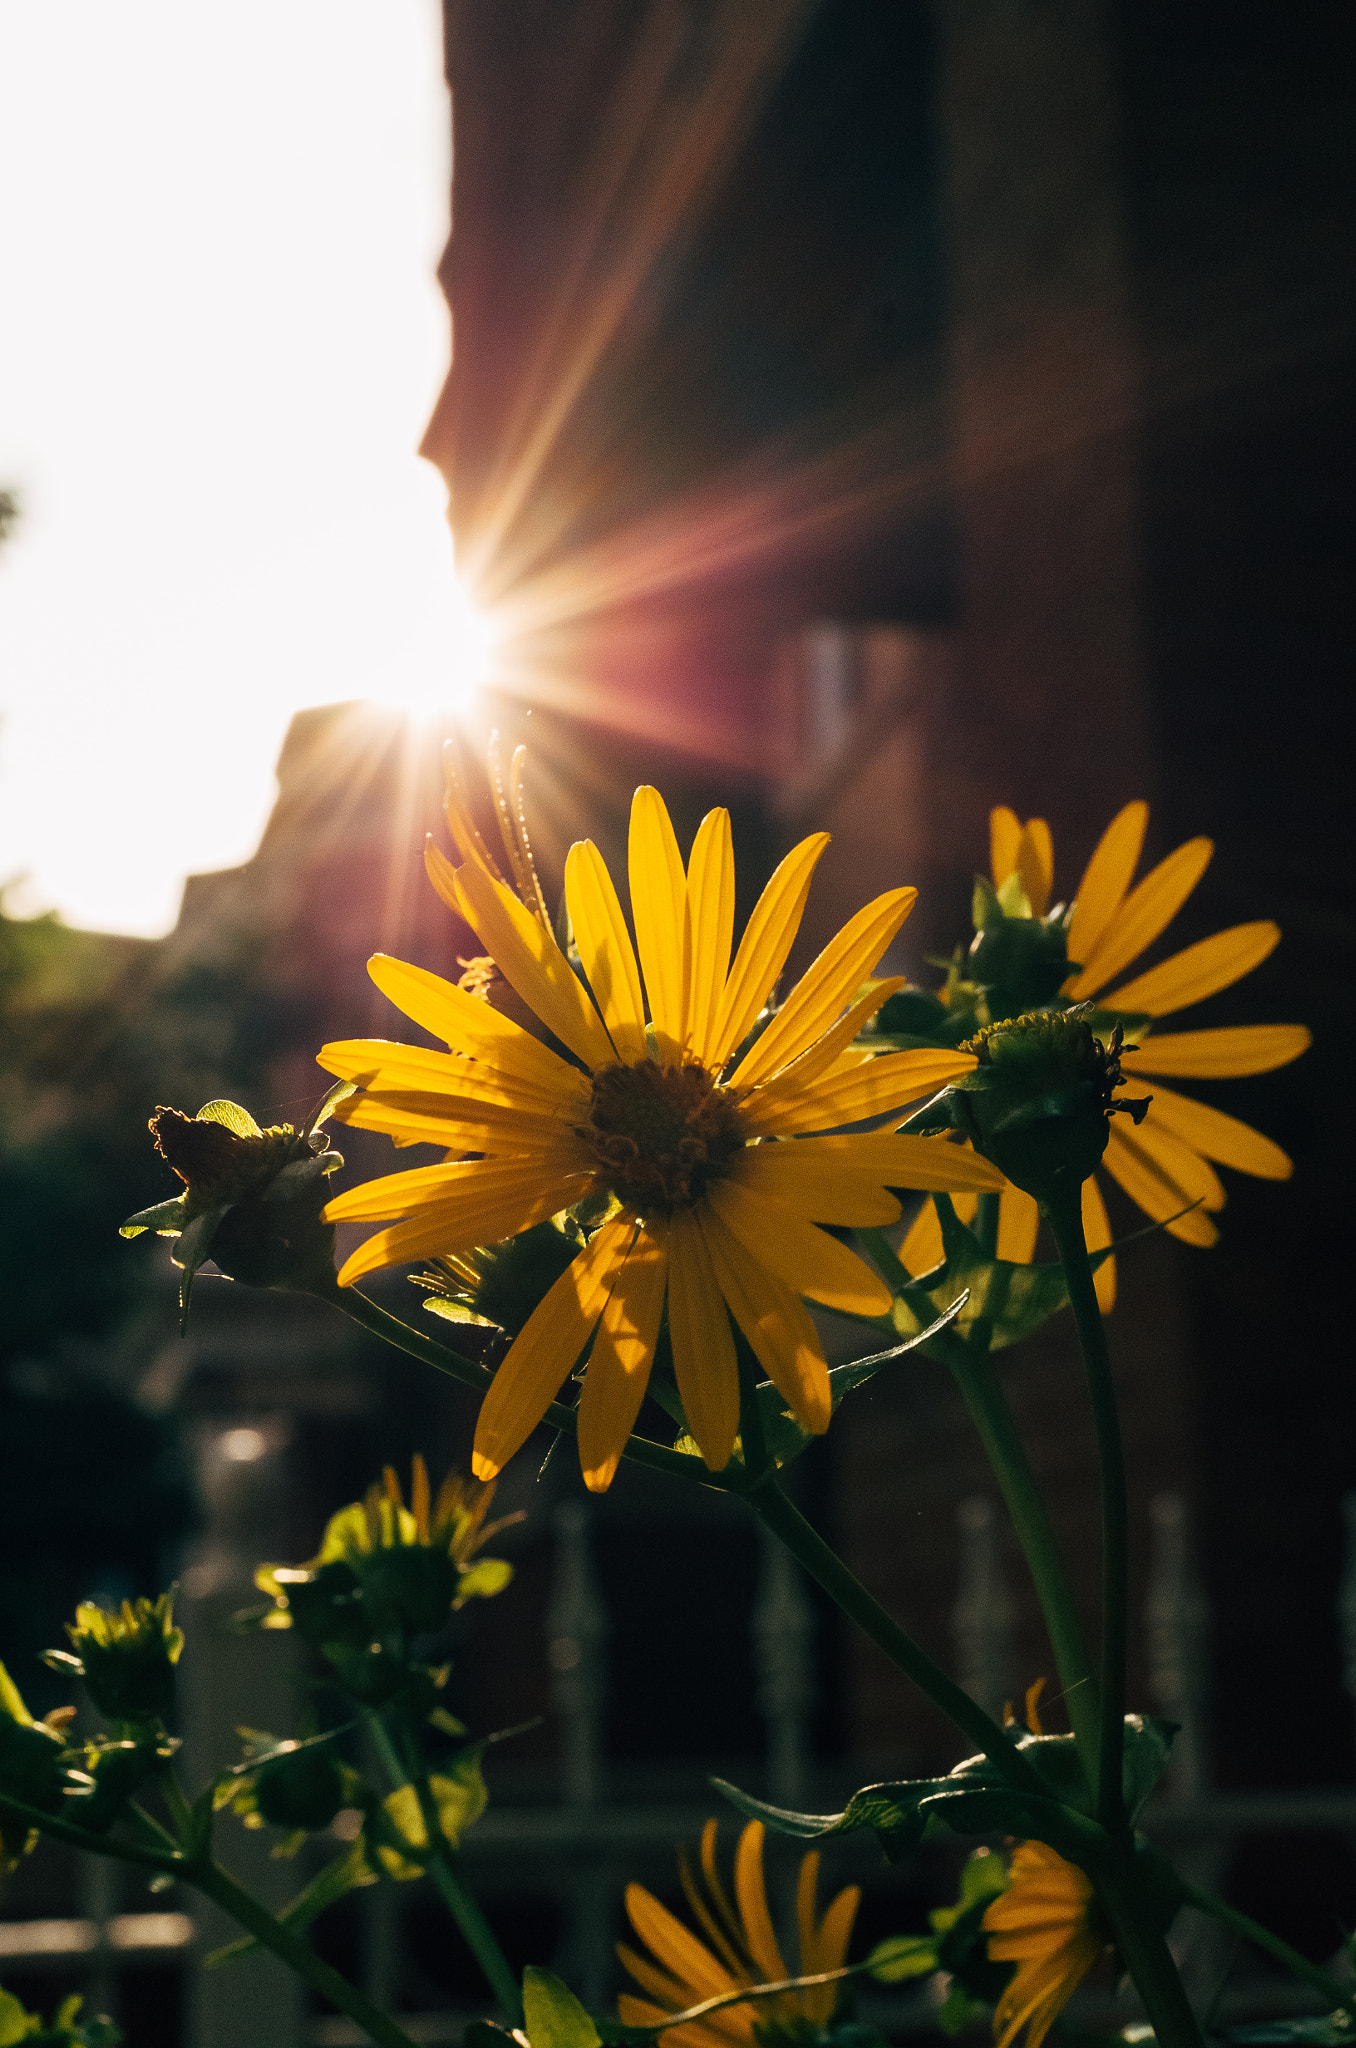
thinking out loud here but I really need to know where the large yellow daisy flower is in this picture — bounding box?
[901,802,1310,1308]
[319,776,1000,1490]
[618,1819,860,2048]
[982,1841,1103,2048]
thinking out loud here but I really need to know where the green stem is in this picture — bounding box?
[320,1279,717,1493]
[860,1227,1101,1779]
[747,1480,1045,1795]
[425,1849,523,2026]
[0,1794,182,1873]
[975,1190,1001,1258]
[951,1348,1101,1770]
[1182,1881,1356,2016]
[193,1857,421,2048]
[1045,1185,1128,1832]
[1092,1845,1206,2048]
[370,1713,522,2024]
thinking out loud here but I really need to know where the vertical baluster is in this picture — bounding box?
[547,1502,609,1809]
[754,1525,816,1809]
[547,1502,612,2008]
[1339,1491,1356,1768]
[1144,1493,1210,1800]
[951,1497,1013,1721]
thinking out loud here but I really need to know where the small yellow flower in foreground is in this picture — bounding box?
[618,1818,860,2047]
[320,773,1000,1489]
[982,1841,1103,2048]
[904,801,1310,1307]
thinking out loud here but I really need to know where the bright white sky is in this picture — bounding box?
[0,3,473,936]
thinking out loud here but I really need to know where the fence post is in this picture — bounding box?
[1145,1493,1210,1800]
[754,1524,816,1809]
[547,1502,612,2008]
[1339,1491,1356,1770]
[951,1496,1013,1722]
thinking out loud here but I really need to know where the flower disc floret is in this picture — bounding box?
[319,771,1003,1490]
[583,1061,747,1215]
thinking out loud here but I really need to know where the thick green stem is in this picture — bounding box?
[193,1857,420,2048]
[951,1348,1101,1770]
[319,1279,716,1493]
[371,1713,522,2024]
[1092,1847,1206,2048]
[425,1850,523,2025]
[1045,1185,1127,1831]
[860,1226,1100,1779]
[1182,1881,1356,2016]
[748,1480,1045,1795]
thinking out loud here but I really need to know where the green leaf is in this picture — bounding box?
[118,1197,188,1240]
[891,1199,1112,1353]
[522,1968,601,2048]
[938,1982,989,2036]
[423,1296,498,1328]
[455,1557,514,1602]
[866,1934,938,1984]
[757,1295,969,1466]
[0,1987,31,2046]
[195,1099,262,1137]
[929,1846,1008,1934]
[1121,1715,1178,1819]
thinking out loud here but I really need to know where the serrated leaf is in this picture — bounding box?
[193,1099,262,1137]
[757,1294,969,1467]
[522,1968,601,2048]
[423,1296,498,1328]
[119,1196,189,1240]
[891,1199,1112,1353]
[866,1933,938,1984]
[1121,1715,1178,1819]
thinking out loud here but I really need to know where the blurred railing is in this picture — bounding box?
[5,1487,1355,2046]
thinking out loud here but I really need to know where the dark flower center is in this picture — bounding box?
[582,1062,746,1217]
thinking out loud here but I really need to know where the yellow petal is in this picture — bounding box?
[623,1886,736,2002]
[1083,1175,1116,1312]
[1121,1023,1311,1078]
[318,1037,584,1116]
[705,1181,892,1316]
[666,1210,740,1471]
[326,1150,586,1224]
[796,1852,823,1980]
[334,1167,595,1286]
[708,833,830,1069]
[425,837,472,919]
[471,1220,634,1479]
[456,863,616,1071]
[728,1142,902,1226]
[746,1048,976,1137]
[686,808,736,1066]
[996,1182,1040,1263]
[441,745,504,879]
[990,807,1023,885]
[733,1824,786,1986]
[730,888,917,1088]
[899,1198,943,1277]
[578,1230,669,1492]
[333,1092,573,1153]
[1103,921,1280,1018]
[1015,820,1053,917]
[1139,1083,1292,1179]
[802,1885,860,2018]
[1065,835,1212,999]
[629,786,689,1063]
[745,978,907,1112]
[700,1209,831,1435]
[564,840,648,1064]
[1066,801,1147,971]
[365,954,585,1097]
[1101,1126,1219,1247]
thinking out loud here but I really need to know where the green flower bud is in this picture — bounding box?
[64,1592,183,1724]
[120,1084,351,1332]
[0,1662,72,1870]
[250,1460,518,1693]
[253,1743,347,1831]
[903,1010,1148,1202]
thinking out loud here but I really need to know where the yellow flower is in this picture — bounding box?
[320,774,1001,1489]
[902,802,1310,1308]
[618,1819,860,2047]
[982,1841,1103,2048]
